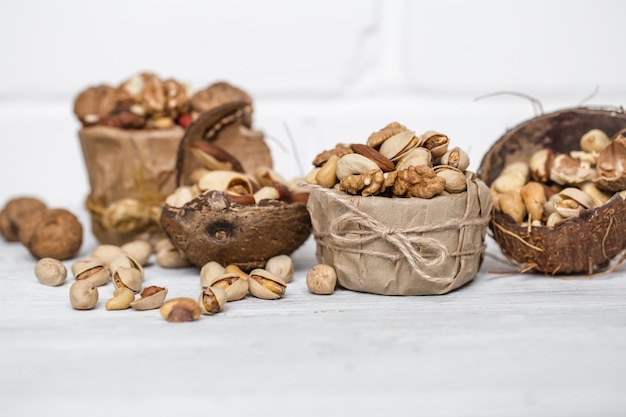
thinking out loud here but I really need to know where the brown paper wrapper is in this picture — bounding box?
[79,126,184,245]
[306,172,492,295]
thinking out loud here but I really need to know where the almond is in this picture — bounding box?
[350,144,395,172]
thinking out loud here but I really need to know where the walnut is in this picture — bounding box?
[99,104,146,129]
[392,165,445,198]
[73,85,119,126]
[339,169,387,196]
[25,208,83,260]
[162,78,191,119]
[366,121,407,148]
[312,144,353,167]
[0,197,47,242]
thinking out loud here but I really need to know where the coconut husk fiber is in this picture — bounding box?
[477,106,626,275]
[306,172,492,295]
[79,126,184,245]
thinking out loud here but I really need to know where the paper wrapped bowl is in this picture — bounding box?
[80,126,183,245]
[306,172,492,295]
[477,106,626,274]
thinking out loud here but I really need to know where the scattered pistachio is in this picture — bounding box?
[264,254,294,283]
[130,286,168,311]
[248,269,286,300]
[34,257,67,287]
[306,264,337,295]
[69,280,98,310]
[198,286,228,315]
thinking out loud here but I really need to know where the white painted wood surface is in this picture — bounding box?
[1,208,625,417]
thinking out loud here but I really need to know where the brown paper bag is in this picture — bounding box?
[79,125,184,245]
[306,172,492,295]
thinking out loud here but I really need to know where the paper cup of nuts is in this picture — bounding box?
[159,101,312,271]
[477,106,626,275]
[304,122,493,296]
[74,73,260,246]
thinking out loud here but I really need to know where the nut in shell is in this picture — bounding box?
[130,286,168,310]
[120,240,152,266]
[205,272,248,302]
[35,257,67,287]
[421,130,449,159]
[306,264,337,295]
[580,128,610,153]
[440,147,470,172]
[69,280,98,310]
[198,286,228,315]
[91,244,125,268]
[160,297,201,322]
[395,147,432,171]
[248,269,286,300]
[264,254,294,283]
[434,166,467,193]
[109,253,144,277]
[200,261,226,288]
[71,258,110,287]
[594,134,626,192]
[378,130,419,161]
[112,266,143,293]
[197,170,253,194]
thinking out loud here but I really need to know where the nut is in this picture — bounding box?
[392,165,445,198]
[130,286,168,311]
[520,182,546,222]
[91,244,125,269]
[205,272,248,301]
[255,165,288,187]
[160,297,201,322]
[421,130,449,159]
[550,154,596,185]
[378,130,419,161]
[197,170,253,194]
[73,85,118,126]
[336,154,381,180]
[306,264,337,295]
[224,264,250,281]
[198,286,228,315]
[492,161,529,193]
[315,154,340,188]
[34,257,67,287]
[440,147,470,171]
[433,166,467,193]
[191,141,244,172]
[200,261,226,288]
[120,240,152,267]
[253,186,281,204]
[69,280,98,310]
[0,197,47,242]
[156,244,191,268]
[264,254,294,283]
[109,254,144,277]
[350,144,395,172]
[165,186,196,208]
[71,258,110,287]
[105,287,135,311]
[529,149,555,183]
[366,121,408,148]
[395,147,432,171]
[248,269,286,300]
[25,208,83,260]
[580,128,611,153]
[112,266,143,293]
[499,191,526,224]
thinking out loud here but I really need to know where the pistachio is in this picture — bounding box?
[200,261,226,288]
[558,187,593,209]
[306,264,337,295]
[120,240,152,267]
[156,245,190,268]
[434,166,467,193]
[224,264,250,281]
[198,286,228,315]
[264,254,294,283]
[130,286,168,310]
[34,257,67,287]
[440,147,470,171]
[112,266,143,293]
[253,186,281,204]
[109,254,144,277]
[546,211,564,228]
[206,272,248,301]
[248,269,286,300]
[91,244,125,269]
[197,170,253,194]
[315,154,340,188]
[395,147,432,171]
[421,130,449,159]
[378,130,419,161]
[69,280,98,310]
[165,186,195,208]
[105,287,135,310]
[160,297,201,322]
[71,258,110,287]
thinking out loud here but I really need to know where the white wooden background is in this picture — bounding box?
[1,1,626,416]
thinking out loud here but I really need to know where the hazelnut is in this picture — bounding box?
[306,264,337,295]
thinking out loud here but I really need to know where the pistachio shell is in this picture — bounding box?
[120,240,152,266]
[197,170,253,194]
[130,286,168,310]
[165,186,195,208]
[440,147,470,171]
[112,266,143,293]
[109,253,144,277]
[248,268,286,300]
[434,166,467,193]
[421,130,449,159]
[91,244,125,268]
[205,272,248,301]
[200,261,226,288]
[264,254,294,283]
[378,130,419,160]
[71,258,110,287]
[395,147,432,171]
[198,286,228,315]
[558,187,593,209]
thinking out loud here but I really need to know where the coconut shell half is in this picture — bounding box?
[478,106,626,275]
[160,191,311,270]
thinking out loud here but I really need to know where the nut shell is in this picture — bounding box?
[26,208,83,260]
[160,191,311,270]
[478,106,626,274]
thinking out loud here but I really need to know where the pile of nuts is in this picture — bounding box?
[490,128,626,227]
[164,141,308,209]
[305,122,471,198]
[73,72,252,131]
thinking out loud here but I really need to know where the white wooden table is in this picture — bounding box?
[1,207,625,417]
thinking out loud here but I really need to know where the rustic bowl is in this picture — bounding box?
[477,106,626,275]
